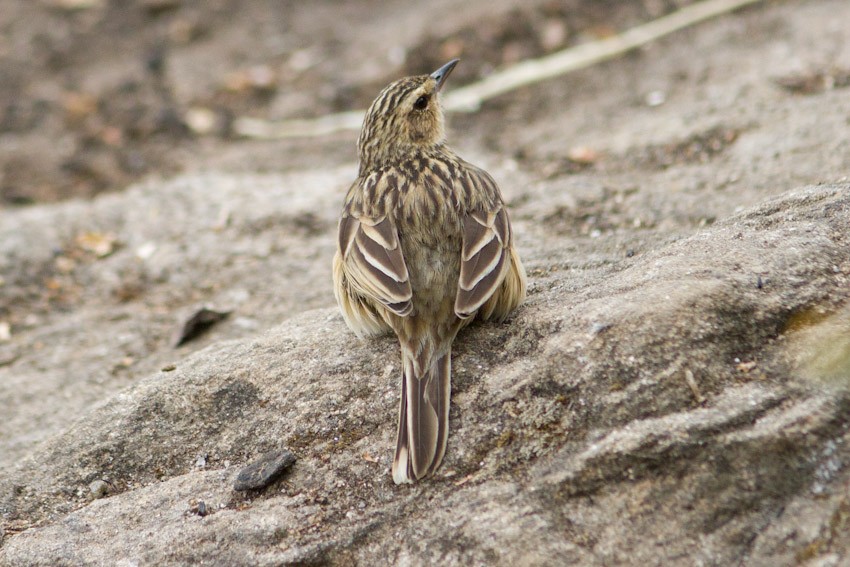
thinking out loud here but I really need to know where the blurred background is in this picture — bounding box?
[0,0,711,205]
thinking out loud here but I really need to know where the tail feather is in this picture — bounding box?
[392,349,451,484]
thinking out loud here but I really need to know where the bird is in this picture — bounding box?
[332,59,526,484]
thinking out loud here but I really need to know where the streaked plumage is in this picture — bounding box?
[333,59,526,484]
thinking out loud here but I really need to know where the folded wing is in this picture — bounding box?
[455,206,512,319]
[338,213,413,317]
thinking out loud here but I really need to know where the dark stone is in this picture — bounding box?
[233,449,297,491]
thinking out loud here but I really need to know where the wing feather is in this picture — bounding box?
[355,226,408,282]
[455,205,512,318]
[461,213,495,261]
[338,213,413,317]
[459,237,502,289]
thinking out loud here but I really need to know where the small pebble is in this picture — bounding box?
[233,449,296,491]
[646,90,666,107]
[184,107,218,136]
[89,480,109,499]
[590,321,612,335]
[171,306,232,347]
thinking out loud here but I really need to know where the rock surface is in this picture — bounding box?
[2,1,850,566]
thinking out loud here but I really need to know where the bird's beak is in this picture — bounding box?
[430,59,459,92]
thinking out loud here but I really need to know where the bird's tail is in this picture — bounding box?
[392,344,451,484]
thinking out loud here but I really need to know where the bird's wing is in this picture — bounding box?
[338,211,413,317]
[455,204,512,319]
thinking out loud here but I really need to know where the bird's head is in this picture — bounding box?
[357,59,459,172]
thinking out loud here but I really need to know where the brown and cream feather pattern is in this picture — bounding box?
[333,60,526,483]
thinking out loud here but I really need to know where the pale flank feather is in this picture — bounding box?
[332,250,390,338]
[478,247,527,322]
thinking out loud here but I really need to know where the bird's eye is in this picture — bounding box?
[413,95,429,110]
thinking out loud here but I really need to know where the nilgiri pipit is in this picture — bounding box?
[333,60,526,483]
